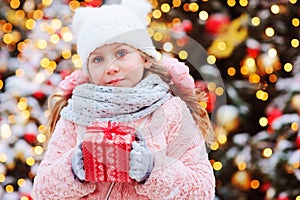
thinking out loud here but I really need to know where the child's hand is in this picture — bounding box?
[129,135,154,183]
[163,58,195,90]
[71,142,86,182]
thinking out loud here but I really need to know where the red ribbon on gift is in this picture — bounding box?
[87,121,135,140]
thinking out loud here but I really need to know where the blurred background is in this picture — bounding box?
[0,0,299,199]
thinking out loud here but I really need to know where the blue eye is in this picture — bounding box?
[93,56,104,63]
[116,49,127,58]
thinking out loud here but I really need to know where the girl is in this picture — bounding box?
[32,1,216,199]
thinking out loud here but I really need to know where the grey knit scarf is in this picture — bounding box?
[60,74,172,126]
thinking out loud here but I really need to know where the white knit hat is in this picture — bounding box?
[72,0,158,74]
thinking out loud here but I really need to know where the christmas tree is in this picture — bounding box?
[0,0,299,199]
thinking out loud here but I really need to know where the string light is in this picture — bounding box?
[265,27,275,37]
[262,148,273,158]
[199,10,209,21]
[178,50,188,59]
[292,18,299,27]
[163,42,173,52]
[284,63,293,72]
[161,3,170,13]
[213,161,223,171]
[72,54,82,68]
[172,0,181,7]
[25,19,36,30]
[68,0,80,10]
[239,0,248,7]
[215,87,224,96]
[1,124,12,139]
[259,117,268,127]
[250,179,260,189]
[0,174,6,182]
[0,153,7,163]
[291,38,299,48]
[37,133,46,143]
[268,48,277,58]
[152,10,162,19]
[269,74,277,83]
[33,10,44,20]
[218,134,227,144]
[291,122,299,131]
[270,5,280,14]
[207,82,216,91]
[5,185,14,193]
[207,55,216,64]
[210,142,219,150]
[15,10,25,20]
[62,49,72,59]
[237,162,247,170]
[36,39,47,50]
[153,31,163,41]
[227,0,236,7]
[34,146,44,155]
[10,0,20,9]
[42,0,53,6]
[183,3,190,12]
[256,90,269,101]
[189,3,199,12]
[17,178,26,187]
[51,19,62,30]
[249,74,260,84]
[227,67,236,76]
[25,157,35,166]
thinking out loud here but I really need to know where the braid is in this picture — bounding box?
[44,93,71,148]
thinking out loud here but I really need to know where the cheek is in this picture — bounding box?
[122,60,145,73]
[89,66,106,83]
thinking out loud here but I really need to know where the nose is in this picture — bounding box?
[105,64,120,75]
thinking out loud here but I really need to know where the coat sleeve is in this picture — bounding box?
[31,118,96,199]
[135,97,215,200]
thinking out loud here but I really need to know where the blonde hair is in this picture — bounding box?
[147,61,216,145]
[45,58,216,147]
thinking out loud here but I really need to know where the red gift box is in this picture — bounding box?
[82,121,135,182]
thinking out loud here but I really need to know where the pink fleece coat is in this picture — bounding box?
[31,97,215,199]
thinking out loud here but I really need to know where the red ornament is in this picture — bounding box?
[206,92,216,113]
[205,13,230,36]
[259,182,271,192]
[24,132,37,144]
[266,106,282,126]
[181,20,193,32]
[33,90,46,100]
[296,135,300,147]
[19,193,33,200]
[246,39,260,58]
[84,0,103,7]
[195,80,216,112]
[278,192,289,200]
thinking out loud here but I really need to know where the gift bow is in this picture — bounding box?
[86,121,135,141]
[163,58,195,90]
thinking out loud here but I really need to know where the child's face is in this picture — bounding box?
[87,43,151,87]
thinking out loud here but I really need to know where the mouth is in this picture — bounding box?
[106,78,124,86]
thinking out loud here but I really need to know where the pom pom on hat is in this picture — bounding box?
[122,0,152,26]
[72,0,158,74]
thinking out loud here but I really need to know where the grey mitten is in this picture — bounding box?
[129,133,154,183]
[71,142,86,182]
